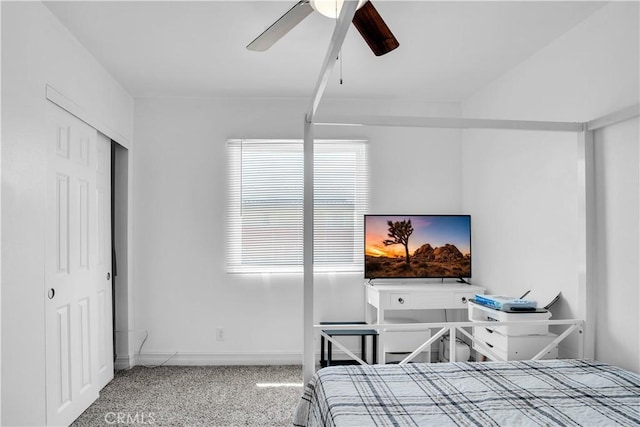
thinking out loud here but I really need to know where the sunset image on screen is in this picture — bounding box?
[365,215,471,279]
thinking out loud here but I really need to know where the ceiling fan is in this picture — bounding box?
[247,0,399,56]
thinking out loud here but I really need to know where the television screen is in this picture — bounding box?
[364,215,471,279]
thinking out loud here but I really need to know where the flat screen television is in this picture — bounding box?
[364,214,471,279]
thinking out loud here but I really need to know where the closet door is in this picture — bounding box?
[45,103,112,425]
[95,132,114,390]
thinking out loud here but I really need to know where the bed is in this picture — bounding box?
[294,359,640,426]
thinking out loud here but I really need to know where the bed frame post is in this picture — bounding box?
[303,116,315,385]
[303,1,358,385]
[577,128,596,359]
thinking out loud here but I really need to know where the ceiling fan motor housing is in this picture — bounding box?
[309,0,367,19]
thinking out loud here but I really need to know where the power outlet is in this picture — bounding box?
[216,328,224,341]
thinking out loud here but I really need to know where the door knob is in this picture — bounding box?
[48,288,55,299]
[106,272,111,280]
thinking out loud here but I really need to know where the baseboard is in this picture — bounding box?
[132,349,440,366]
[134,352,303,366]
[115,355,133,370]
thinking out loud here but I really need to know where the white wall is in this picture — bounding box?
[594,117,639,371]
[1,2,134,425]
[461,2,639,371]
[461,130,579,315]
[131,97,462,363]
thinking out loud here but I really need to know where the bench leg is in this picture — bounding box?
[362,335,367,363]
[373,335,378,364]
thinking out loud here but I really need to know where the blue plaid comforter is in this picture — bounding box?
[294,359,640,426]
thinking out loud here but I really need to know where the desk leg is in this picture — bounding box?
[327,341,332,366]
[320,335,325,367]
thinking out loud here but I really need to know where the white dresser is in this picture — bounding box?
[365,282,486,362]
[468,300,558,361]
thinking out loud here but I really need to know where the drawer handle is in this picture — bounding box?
[398,297,404,304]
[461,296,467,303]
[485,328,494,334]
[485,342,494,348]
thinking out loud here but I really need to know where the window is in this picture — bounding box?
[227,139,368,273]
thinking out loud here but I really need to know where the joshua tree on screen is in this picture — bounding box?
[383,219,414,264]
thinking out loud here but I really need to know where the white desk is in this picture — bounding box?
[364,282,485,363]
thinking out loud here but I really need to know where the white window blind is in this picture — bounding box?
[227,139,368,273]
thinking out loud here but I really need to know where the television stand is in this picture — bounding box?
[364,282,486,363]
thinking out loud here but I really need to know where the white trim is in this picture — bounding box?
[135,350,382,367]
[115,355,132,371]
[135,352,302,366]
[45,84,131,147]
[586,103,640,131]
[306,0,358,120]
[313,115,584,132]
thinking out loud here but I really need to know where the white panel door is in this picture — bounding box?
[45,104,112,426]
[95,132,114,390]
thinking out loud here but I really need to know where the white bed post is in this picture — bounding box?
[302,0,358,385]
[303,117,315,385]
[577,128,596,359]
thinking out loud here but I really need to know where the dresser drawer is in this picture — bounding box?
[366,283,486,310]
[473,327,558,361]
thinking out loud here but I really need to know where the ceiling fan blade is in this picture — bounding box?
[352,1,399,56]
[247,1,314,51]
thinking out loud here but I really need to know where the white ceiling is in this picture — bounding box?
[44,1,606,101]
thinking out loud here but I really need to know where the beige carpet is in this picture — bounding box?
[71,365,304,426]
